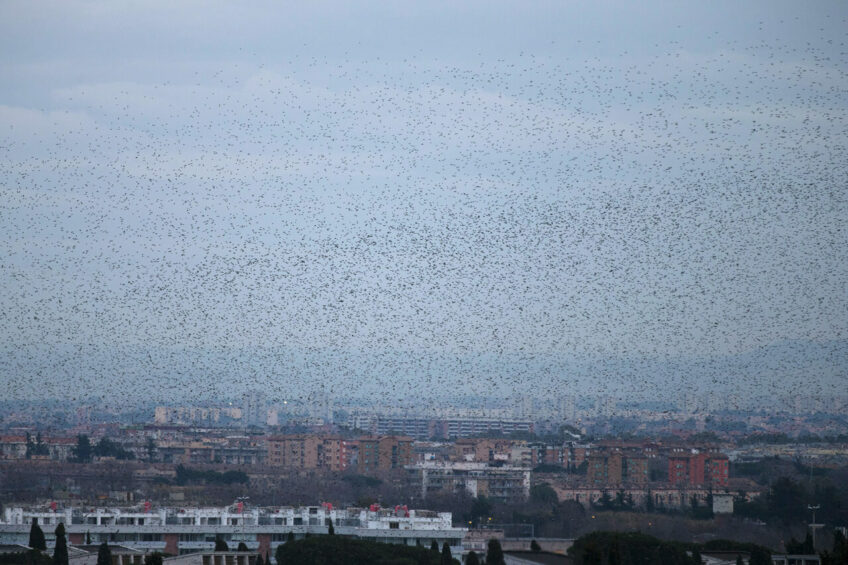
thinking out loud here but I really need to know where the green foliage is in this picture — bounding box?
[568,531,699,565]
[175,465,249,486]
[52,523,68,565]
[273,534,450,564]
[431,540,440,554]
[93,437,135,460]
[214,536,229,551]
[328,518,335,535]
[485,539,505,565]
[465,551,480,565]
[529,483,558,505]
[256,555,264,565]
[0,550,52,565]
[341,474,383,487]
[441,542,452,565]
[143,553,165,565]
[96,542,111,565]
[530,539,541,552]
[72,435,92,463]
[26,433,50,458]
[237,542,249,552]
[29,518,46,551]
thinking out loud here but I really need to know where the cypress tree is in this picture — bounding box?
[237,542,249,552]
[327,518,334,536]
[86,531,91,545]
[466,551,480,565]
[430,540,440,554]
[255,554,264,565]
[96,542,111,565]
[286,531,295,543]
[691,547,702,564]
[441,542,452,565]
[485,538,505,565]
[214,536,229,551]
[52,523,68,565]
[29,518,46,551]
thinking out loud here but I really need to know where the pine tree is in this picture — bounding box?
[286,531,295,543]
[441,542,452,565]
[52,523,68,565]
[255,554,264,565]
[86,531,91,545]
[214,536,229,551]
[143,553,164,565]
[327,518,334,536]
[430,540,440,554]
[485,538,505,565]
[237,542,249,552]
[96,542,111,565]
[29,518,46,551]
[465,551,480,565]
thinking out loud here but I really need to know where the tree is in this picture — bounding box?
[530,539,541,552]
[275,543,285,565]
[72,435,92,463]
[691,547,702,564]
[237,542,249,552]
[255,554,264,565]
[86,531,91,545]
[466,551,480,565]
[735,556,743,565]
[749,547,771,565]
[485,539,505,565]
[645,490,655,512]
[96,542,111,565]
[29,518,46,551]
[441,542,453,565]
[214,536,229,551]
[327,518,335,536]
[286,531,295,543]
[143,553,164,565]
[52,523,68,565]
[431,540,440,554]
[146,438,157,462]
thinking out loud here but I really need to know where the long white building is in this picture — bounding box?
[0,504,466,556]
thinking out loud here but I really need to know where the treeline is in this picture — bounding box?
[568,532,773,565]
[734,476,848,526]
[174,465,248,486]
[738,432,848,445]
[71,435,135,462]
[273,535,459,564]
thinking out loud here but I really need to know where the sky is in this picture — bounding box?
[1,1,846,405]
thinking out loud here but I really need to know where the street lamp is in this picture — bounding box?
[808,504,822,552]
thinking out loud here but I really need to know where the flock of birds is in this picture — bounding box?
[1,22,847,418]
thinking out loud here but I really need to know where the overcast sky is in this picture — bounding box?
[1,1,846,403]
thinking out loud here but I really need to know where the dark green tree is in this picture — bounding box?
[146,438,157,462]
[86,531,91,545]
[646,490,655,512]
[691,547,702,564]
[52,523,68,565]
[72,435,92,463]
[275,543,285,565]
[286,531,295,543]
[431,540,440,554]
[485,538,505,565]
[96,542,111,565]
[441,542,453,565]
[735,556,743,565]
[801,531,814,554]
[255,554,264,565]
[29,518,46,551]
[143,553,164,565]
[214,536,228,551]
[749,547,771,565]
[236,542,249,552]
[466,551,480,565]
[530,539,541,552]
[327,518,334,536]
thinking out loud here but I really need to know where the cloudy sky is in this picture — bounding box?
[1,1,846,403]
